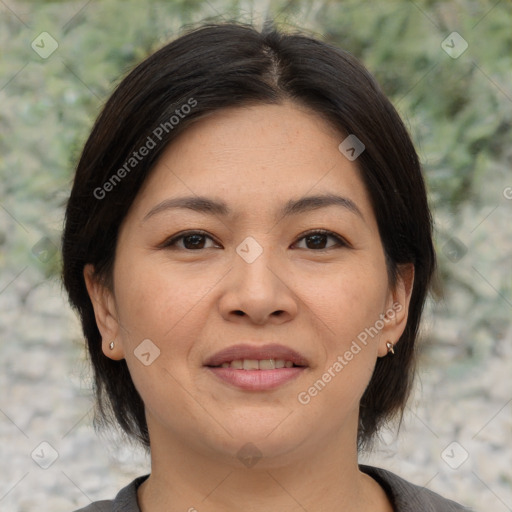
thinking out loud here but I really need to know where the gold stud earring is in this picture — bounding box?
[386,341,394,355]
[109,341,115,350]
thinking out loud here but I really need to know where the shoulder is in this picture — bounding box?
[71,475,149,512]
[73,500,112,512]
[360,465,473,511]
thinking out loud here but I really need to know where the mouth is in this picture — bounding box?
[212,359,303,370]
[204,343,308,391]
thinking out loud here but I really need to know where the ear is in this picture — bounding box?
[83,263,125,360]
[377,263,415,357]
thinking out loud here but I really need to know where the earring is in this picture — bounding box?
[109,341,115,350]
[386,341,395,355]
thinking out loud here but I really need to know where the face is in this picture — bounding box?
[85,101,412,467]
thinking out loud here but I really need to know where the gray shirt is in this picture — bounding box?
[73,465,472,511]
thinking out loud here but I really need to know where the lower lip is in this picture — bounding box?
[206,367,305,390]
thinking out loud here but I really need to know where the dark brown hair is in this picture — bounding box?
[62,21,436,450]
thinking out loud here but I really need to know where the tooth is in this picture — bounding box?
[259,359,276,370]
[243,359,259,370]
[222,359,296,369]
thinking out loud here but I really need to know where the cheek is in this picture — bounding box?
[298,276,382,420]
[296,261,388,407]
[114,253,207,341]
[113,253,220,397]
[305,262,389,343]
[113,258,204,415]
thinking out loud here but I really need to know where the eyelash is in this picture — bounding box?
[159,229,349,252]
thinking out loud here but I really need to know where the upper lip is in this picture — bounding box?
[204,343,309,367]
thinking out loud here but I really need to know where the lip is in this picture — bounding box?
[207,367,305,391]
[204,343,309,391]
[203,343,309,368]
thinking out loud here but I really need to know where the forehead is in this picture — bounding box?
[127,102,375,227]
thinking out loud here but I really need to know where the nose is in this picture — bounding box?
[217,237,298,325]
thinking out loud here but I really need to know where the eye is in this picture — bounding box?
[159,230,220,250]
[293,229,348,251]
[160,229,349,251]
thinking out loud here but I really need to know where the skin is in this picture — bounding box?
[84,101,414,512]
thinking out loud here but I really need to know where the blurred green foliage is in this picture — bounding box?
[1,0,510,362]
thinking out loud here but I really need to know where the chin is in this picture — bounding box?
[221,436,309,470]
[206,417,311,465]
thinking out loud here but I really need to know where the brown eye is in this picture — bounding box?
[294,230,348,251]
[160,229,348,252]
[160,231,219,250]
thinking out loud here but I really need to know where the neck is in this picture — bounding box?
[137,418,392,512]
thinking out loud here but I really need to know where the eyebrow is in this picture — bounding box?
[142,193,364,223]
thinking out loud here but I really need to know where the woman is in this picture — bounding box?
[62,21,471,512]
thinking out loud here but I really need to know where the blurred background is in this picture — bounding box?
[0,0,511,510]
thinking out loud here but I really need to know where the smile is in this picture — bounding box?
[204,343,309,390]
[215,359,300,370]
